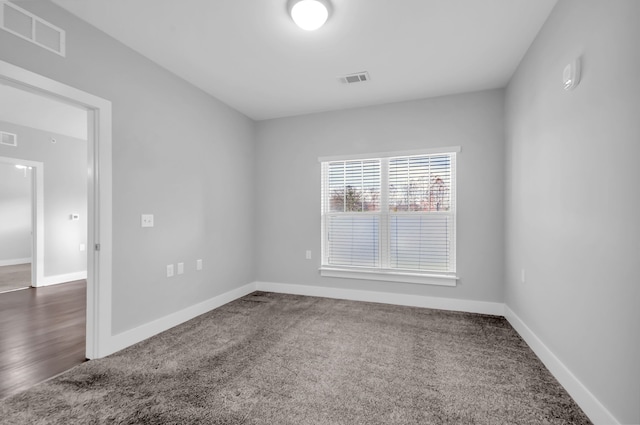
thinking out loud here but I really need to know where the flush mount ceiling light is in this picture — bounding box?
[289,0,330,31]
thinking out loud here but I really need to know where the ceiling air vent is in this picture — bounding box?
[0,131,17,147]
[0,2,66,56]
[338,71,370,84]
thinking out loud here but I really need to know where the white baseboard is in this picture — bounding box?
[254,281,504,316]
[504,307,619,425]
[39,271,87,287]
[0,257,31,267]
[107,282,257,356]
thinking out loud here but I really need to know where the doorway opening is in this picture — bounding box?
[0,79,88,290]
[0,156,43,293]
[0,59,113,360]
[0,75,90,399]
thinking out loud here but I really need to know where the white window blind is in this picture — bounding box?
[323,160,381,267]
[321,150,457,279]
[327,215,379,267]
[388,154,454,272]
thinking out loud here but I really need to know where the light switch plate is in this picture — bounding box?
[141,214,154,228]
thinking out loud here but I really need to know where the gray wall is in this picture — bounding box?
[0,162,31,262]
[0,1,255,333]
[0,121,86,276]
[505,0,640,423]
[255,90,505,303]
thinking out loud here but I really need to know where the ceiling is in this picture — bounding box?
[51,0,558,121]
[0,82,87,140]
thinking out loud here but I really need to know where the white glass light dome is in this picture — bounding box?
[290,0,329,31]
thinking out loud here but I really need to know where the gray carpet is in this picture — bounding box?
[0,292,592,424]
[0,263,31,293]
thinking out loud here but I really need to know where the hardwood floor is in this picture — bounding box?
[0,280,86,399]
[0,263,31,293]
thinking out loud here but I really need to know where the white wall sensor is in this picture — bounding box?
[563,58,581,90]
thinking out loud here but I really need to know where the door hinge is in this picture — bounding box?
[95,243,101,251]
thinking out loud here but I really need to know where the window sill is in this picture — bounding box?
[319,266,458,287]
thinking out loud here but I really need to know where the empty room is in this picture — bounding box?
[0,0,638,424]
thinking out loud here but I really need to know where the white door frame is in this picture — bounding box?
[0,59,113,359]
[0,156,44,287]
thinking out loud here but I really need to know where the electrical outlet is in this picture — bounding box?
[177,262,184,275]
[141,214,154,228]
[196,259,203,271]
[306,250,312,260]
[167,264,174,277]
[79,244,86,252]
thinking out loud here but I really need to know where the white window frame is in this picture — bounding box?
[319,146,460,286]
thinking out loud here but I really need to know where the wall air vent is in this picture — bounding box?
[338,71,370,84]
[0,2,65,56]
[0,131,17,147]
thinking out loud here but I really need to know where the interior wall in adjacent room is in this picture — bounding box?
[0,121,86,277]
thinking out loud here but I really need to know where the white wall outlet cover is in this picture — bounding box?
[141,214,154,227]
[167,264,174,277]
[70,213,80,220]
[79,244,86,252]
[177,262,184,275]
[196,259,203,271]
[306,250,312,260]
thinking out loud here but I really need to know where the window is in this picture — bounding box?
[320,147,459,286]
